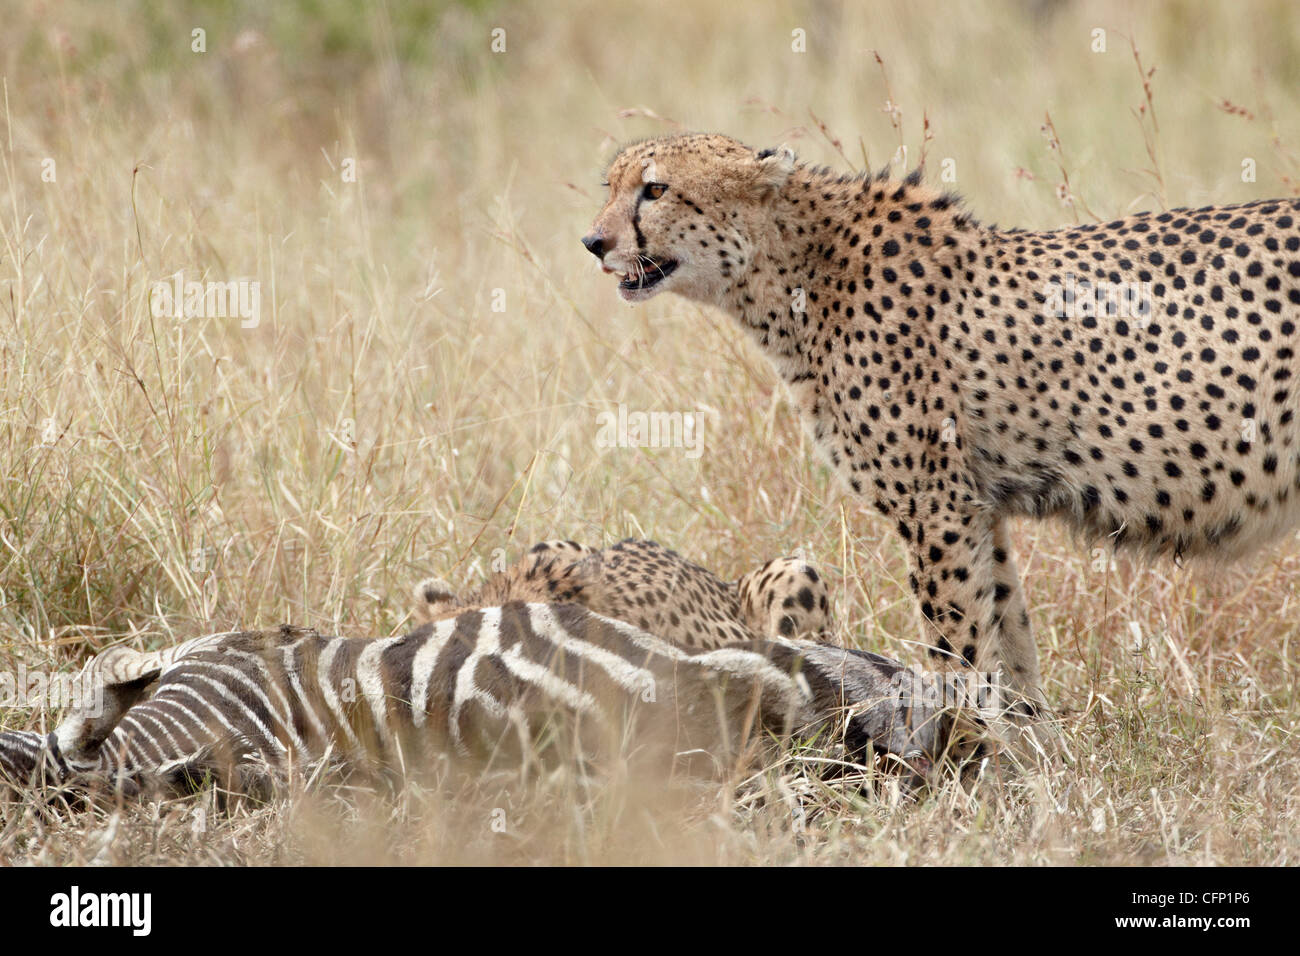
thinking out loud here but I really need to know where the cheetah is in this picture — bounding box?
[414,537,833,647]
[582,132,1300,726]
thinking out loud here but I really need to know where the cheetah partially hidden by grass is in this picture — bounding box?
[415,538,832,647]
[583,132,1300,727]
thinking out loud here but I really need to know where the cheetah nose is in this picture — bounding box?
[581,234,607,259]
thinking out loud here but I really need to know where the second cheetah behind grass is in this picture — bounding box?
[583,132,1300,730]
[414,538,832,647]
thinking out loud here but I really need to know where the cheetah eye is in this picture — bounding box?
[642,182,668,201]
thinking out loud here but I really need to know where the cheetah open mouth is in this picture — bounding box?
[617,256,678,295]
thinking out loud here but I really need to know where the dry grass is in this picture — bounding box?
[1,0,1298,865]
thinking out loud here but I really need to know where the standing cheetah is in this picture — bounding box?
[582,132,1300,721]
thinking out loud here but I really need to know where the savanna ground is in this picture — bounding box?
[0,0,1297,865]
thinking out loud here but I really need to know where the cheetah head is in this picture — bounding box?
[582,133,795,303]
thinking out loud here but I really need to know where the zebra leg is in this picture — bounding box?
[0,731,147,801]
[1,645,176,797]
[50,637,233,763]
[51,645,172,763]
[0,731,48,793]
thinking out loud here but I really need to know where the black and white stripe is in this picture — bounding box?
[0,602,945,798]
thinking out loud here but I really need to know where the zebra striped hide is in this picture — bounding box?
[0,601,944,800]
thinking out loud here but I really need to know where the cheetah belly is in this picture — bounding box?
[965,348,1300,563]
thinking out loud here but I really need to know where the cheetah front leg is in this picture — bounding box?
[898,500,1046,756]
[900,501,999,675]
[989,522,1048,710]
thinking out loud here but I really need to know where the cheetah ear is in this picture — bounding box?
[413,577,459,623]
[753,144,796,195]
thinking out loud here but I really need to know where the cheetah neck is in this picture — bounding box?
[721,165,977,384]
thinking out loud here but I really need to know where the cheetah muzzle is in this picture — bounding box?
[616,255,678,297]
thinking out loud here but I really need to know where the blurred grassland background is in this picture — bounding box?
[1,0,1298,864]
